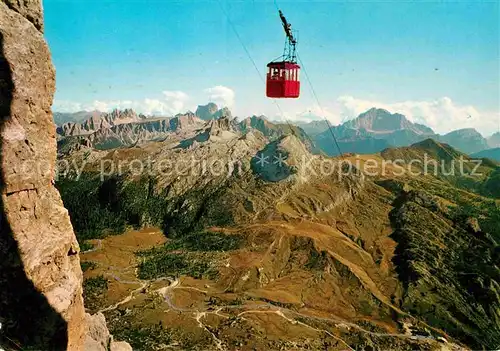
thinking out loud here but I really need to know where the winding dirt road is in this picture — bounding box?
[88,236,448,351]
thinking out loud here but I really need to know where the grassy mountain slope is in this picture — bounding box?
[58,124,499,350]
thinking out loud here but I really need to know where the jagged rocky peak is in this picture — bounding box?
[195,102,232,120]
[239,115,283,136]
[57,108,143,137]
[88,108,141,129]
[103,108,142,125]
[58,112,103,136]
[344,108,433,134]
[174,110,195,118]
[240,115,270,129]
[206,115,237,131]
[198,116,239,141]
[196,102,218,118]
[170,112,203,130]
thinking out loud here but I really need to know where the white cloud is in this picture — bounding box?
[85,98,179,116]
[54,91,191,116]
[52,100,83,113]
[162,90,189,112]
[298,106,338,123]
[89,100,117,112]
[141,98,170,115]
[271,105,337,124]
[204,85,235,108]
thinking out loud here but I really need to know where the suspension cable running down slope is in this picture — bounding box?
[297,52,345,158]
[215,0,304,142]
[271,0,344,158]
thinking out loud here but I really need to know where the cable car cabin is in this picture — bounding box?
[266,62,300,98]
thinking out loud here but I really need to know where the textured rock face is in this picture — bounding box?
[0,3,133,350]
[56,111,205,151]
[84,313,133,351]
[57,109,142,137]
[0,0,87,349]
[2,0,44,31]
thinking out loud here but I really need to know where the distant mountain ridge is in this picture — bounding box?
[56,103,238,150]
[57,110,205,151]
[57,108,146,137]
[195,102,232,120]
[343,108,433,135]
[53,110,104,125]
[238,115,313,150]
[295,120,331,137]
[54,102,231,129]
[55,105,313,153]
[86,113,203,150]
[439,128,489,154]
[301,108,490,155]
[312,108,436,156]
[471,147,500,162]
[54,105,494,156]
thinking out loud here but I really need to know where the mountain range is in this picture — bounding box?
[56,104,312,152]
[308,108,493,156]
[55,105,499,158]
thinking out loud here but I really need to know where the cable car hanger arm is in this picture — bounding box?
[279,10,296,44]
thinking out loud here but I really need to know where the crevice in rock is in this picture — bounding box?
[2,0,43,32]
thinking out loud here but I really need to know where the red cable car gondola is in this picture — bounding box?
[266,10,300,99]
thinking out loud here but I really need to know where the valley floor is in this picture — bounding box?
[80,226,464,351]
[63,119,499,350]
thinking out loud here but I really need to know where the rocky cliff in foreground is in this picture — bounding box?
[0,1,130,350]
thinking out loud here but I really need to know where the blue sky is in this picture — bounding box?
[44,0,499,134]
